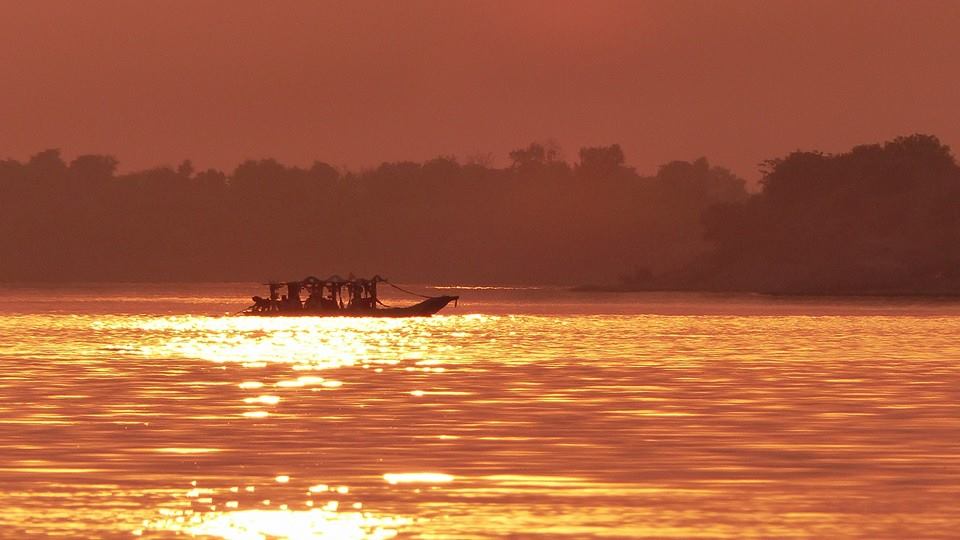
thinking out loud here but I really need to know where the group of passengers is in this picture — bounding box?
[249,278,379,313]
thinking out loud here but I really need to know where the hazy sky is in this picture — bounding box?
[1,0,958,180]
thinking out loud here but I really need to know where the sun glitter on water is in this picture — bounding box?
[141,507,411,540]
[139,478,412,540]
[126,315,471,369]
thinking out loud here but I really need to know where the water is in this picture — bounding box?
[1,284,958,539]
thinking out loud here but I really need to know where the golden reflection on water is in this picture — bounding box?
[383,473,454,485]
[132,316,465,369]
[1,287,960,538]
[143,493,410,540]
[138,476,409,539]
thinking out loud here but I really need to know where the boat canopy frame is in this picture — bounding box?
[242,274,457,317]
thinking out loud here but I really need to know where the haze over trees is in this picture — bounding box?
[0,142,745,285]
[685,134,960,294]
[1,134,957,294]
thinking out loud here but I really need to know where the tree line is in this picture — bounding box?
[0,142,744,285]
[687,134,960,294]
[1,134,956,294]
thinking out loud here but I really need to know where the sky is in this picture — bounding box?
[1,0,958,181]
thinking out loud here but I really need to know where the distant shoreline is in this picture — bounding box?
[2,279,959,299]
[570,284,960,299]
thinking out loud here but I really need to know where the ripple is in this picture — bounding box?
[1,287,959,538]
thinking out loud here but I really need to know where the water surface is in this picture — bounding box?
[0,284,958,538]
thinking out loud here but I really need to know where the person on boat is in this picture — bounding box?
[350,281,365,310]
[251,295,271,312]
[304,291,321,310]
[320,283,339,310]
[359,279,376,309]
[285,282,303,310]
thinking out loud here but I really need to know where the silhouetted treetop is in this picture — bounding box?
[687,133,960,294]
[0,140,749,284]
[509,141,564,171]
[70,154,118,183]
[6,135,955,294]
[577,144,627,179]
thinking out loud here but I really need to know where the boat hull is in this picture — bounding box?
[241,295,459,317]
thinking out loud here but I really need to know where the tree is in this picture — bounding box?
[508,140,562,170]
[577,144,625,179]
[69,154,118,183]
[26,149,67,182]
[176,159,195,179]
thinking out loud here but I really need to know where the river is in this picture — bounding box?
[0,284,958,538]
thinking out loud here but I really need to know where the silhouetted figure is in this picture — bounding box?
[240,275,458,317]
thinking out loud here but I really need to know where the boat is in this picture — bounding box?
[240,275,458,317]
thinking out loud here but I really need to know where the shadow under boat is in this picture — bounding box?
[240,275,459,317]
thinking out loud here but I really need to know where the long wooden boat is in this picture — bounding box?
[240,275,458,317]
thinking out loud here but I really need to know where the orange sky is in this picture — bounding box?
[1,1,958,180]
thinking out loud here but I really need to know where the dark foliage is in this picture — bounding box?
[684,134,960,294]
[0,145,746,284]
[5,134,955,293]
